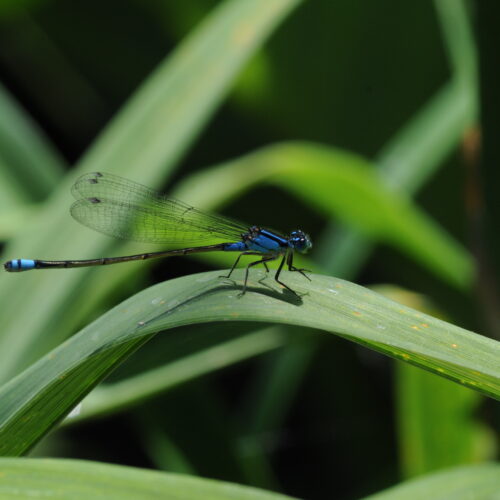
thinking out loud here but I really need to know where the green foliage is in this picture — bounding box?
[1,270,497,456]
[0,458,295,500]
[0,0,497,498]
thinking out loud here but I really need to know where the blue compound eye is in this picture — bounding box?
[290,230,312,253]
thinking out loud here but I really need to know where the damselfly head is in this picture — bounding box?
[289,230,312,253]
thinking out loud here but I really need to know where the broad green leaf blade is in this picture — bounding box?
[0,458,295,500]
[0,271,498,456]
[173,142,473,289]
[0,0,301,382]
[364,463,500,500]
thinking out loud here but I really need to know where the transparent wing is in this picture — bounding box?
[70,172,249,245]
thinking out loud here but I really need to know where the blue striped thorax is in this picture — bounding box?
[234,226,312,255]
[244,227,286,253]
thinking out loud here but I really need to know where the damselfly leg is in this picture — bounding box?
[286,251,311,281]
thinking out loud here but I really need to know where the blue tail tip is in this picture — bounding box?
[4,259,36,272]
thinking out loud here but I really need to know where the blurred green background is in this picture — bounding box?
[0,0,498,499]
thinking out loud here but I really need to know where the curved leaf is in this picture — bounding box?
[0,458,294,500]
[0,271,497,456]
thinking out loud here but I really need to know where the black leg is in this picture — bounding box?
[274,253,300,296]
[240,255,277,296]
[221,252,260,279]
[287,251,311,281]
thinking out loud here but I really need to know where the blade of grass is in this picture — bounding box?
[0,457,295,500]
[433,0,477,91]
[364,463,500,500]
[0,270,497,456]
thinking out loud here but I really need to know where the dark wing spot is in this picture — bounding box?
[88,197,101,204]
[88,172,104,183]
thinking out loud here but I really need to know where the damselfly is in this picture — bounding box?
[4,172,312,295]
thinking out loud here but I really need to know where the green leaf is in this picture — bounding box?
[364,463,500,500]
[0,271,497,456]
[0,458,295,500]
[0,0,302,382]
